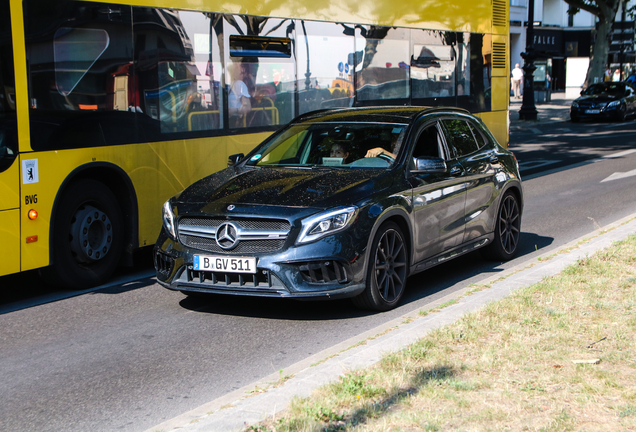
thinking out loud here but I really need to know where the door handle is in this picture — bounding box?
[450,166,462,176]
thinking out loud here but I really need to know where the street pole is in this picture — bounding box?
[519,0,538,120]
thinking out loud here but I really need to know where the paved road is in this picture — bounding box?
[2,117,636,432]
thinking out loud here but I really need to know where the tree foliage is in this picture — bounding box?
[562,0,622,86]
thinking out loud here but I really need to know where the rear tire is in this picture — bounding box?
[482,191,521,261]
[352,222,408,311]
[43,180,124,290]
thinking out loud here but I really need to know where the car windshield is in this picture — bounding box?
[245,122,408,169]
[582,83,626,96]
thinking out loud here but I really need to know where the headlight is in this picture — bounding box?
[608,100,620,108]
[297,206,358,244]
[162,200,177,239]
[572,101,579,108]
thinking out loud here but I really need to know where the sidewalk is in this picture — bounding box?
[509,91,574,127]
[146,214,636,432]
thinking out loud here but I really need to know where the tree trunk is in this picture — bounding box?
[586,18,613,87]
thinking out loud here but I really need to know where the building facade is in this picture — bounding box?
[510,0,634,97]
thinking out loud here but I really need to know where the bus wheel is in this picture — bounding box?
[46,180,124,290]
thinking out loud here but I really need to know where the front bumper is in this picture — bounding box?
[154,227,368,300]
[571,104,623,120]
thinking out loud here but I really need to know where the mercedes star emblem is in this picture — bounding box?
[216,222,239,249]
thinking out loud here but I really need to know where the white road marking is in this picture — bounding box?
[601,168,636,183]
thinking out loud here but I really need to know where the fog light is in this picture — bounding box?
[28,209,38,220]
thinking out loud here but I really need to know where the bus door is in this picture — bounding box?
[0,1,20,277]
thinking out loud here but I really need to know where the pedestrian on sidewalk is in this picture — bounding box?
[511,63,523,99]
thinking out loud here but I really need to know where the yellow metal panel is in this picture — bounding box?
[103,0,492,33]
[17,132,271,270]
[491,77,509,112]
[0,209,20,276]
[477,111,508,148]
[10,0,32,153]
[0,159,19,210]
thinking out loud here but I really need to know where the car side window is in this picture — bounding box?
[468,123,486,149]
[412,124,444,159]
[441,119,479,158]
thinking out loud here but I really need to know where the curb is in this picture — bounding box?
[146,213,636,432]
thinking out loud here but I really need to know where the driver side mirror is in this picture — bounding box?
[227,153,244,167]
[412,156,447,174]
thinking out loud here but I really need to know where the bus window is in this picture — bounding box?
[411,30,456,103]
[54,28,110,97]
[225,16,296,129]
[296,20,354,114]
[134,9,223,134]
[354,26,410,103]
[26,0,135,150]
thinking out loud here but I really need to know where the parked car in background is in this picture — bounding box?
[570,82,636,122]
[154,107,523,311]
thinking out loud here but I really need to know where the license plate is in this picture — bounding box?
[585,109,601,114]
[193,255,257,273]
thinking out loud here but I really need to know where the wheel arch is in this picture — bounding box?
[363,205,413,276]
[50,162,139,266]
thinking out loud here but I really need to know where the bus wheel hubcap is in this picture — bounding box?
[70,205,113,263]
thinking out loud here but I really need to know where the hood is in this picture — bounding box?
[175,166,392,209]
[576,93,622,103]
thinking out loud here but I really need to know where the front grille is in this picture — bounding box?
[180,235,286,254]
[299,260,350,284]
[178,217,291,254]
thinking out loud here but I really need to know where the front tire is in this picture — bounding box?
[43,180,124,290]
[352,222,408,311]
[483,191,521,261]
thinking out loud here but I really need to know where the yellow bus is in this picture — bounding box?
[0,0,509,289]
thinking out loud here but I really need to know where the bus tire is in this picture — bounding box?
[45,179,124,290]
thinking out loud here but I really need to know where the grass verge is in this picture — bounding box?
[245,235,636,431]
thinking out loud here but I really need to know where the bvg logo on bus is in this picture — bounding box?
[25,194,38,205]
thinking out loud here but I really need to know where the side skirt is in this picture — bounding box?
[410,234,495,276]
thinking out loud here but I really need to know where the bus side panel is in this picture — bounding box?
[0,158,19,210]
[0,209,21,276]
[20,153,50,271]
[18,132,268,272]
[476,111,508,147]
[136,133,268,245]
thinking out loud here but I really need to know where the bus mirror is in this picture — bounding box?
[227,153,244,167]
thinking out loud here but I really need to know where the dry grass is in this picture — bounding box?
[245,235,636,432]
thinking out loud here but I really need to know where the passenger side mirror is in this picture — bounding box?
[412,156,447,174]
[227,153,244,167]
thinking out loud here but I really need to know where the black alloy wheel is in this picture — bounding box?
[483,191,521,261]
[42,179,124,290]
[353,221,408,311]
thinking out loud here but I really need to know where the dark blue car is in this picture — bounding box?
[571,82,636,122]
[154,107,523,311]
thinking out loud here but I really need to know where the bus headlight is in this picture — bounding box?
[162,200,177,239]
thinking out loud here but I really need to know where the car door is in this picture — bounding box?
[408,120,468,264]
[440,117,498,244]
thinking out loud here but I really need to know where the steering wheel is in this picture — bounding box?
[376,153,395,163]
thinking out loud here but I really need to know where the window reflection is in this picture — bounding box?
[296,21,355,114]
[411,30,456,101]
[355,26,410,102]
[225,16,295,128]
[137,9,222,133]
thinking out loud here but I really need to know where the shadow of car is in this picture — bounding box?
[570,82,636,122]
[154,107,523,311]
